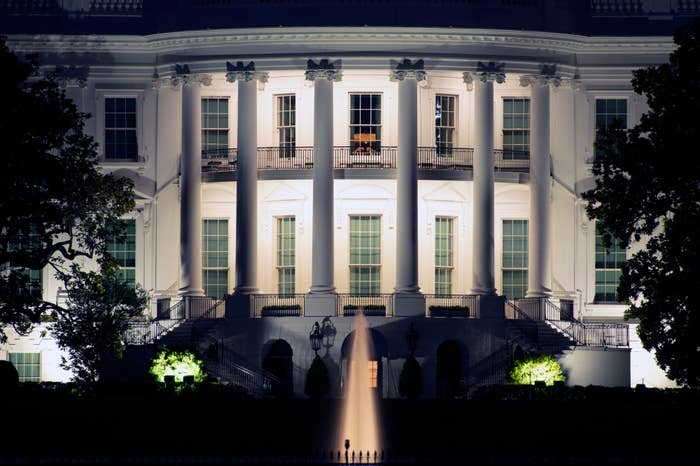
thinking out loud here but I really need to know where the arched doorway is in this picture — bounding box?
[340,328,388,397]
[436,340,462,399]
[262,339,293,398]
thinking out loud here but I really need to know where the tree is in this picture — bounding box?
[507,353,565,386]
[582,18,700,387]
[50,262,148,385]
[304,355,330,399]
[0,36,135,344]
[398,355,422,399]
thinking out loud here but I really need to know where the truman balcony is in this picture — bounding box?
[201,146,530,182]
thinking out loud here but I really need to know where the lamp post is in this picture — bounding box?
[310,321,322,355]
[406,322,419,356]
[321,316,337,355]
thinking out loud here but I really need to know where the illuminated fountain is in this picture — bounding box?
[337,312,382,459]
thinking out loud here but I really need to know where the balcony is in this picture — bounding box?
[201,146,530,179]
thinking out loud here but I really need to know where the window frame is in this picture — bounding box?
[201,97,230,159]
[275,216,296,297]
[349,93,382,155]
[594,224,626,303]
[593,97,628,162]
[349,214,382,296]
[9,352,41,382]
[501,219,529,300]
[434,94,457,156]
[275,94,296,158]
[434,216,454,296]
[202,218,229,299]
[106,219,137,288]
[502,97,530,160]
[96,91,144,163]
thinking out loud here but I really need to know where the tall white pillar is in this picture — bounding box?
[177,66,211,297]
[391,59,425,317]
[522,68,555,297]
[465,63,505,296]
[226,62,268,303]
[305,59,341,317]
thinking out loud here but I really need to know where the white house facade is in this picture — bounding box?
[0,0,689,395]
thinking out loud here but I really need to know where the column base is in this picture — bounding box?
[178,288,205,297]
[393,292,426,317]
[526,288,552,298]
[470,287,498,296]
[304,293,338,317]
[478,294,506,319]
[226,293,253,319]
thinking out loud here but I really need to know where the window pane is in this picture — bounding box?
[502,220,528,299]
[594,224,625,302]
[202,219,229,298]
[104,98,138,160]
[349,215,381,295]
[502,98,530,160]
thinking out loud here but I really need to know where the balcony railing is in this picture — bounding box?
[201,146,532,174]
[337,293,393,317]
[252,293,305,317]
[425,294,480,318]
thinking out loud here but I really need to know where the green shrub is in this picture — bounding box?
[507,353,566,386]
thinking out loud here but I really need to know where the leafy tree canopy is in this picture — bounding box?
[583,18,700,387]
[0,37,135,342]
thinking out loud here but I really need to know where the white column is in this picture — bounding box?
[394,76,420,293]
[178,69,210,297]
[391,60,425,317]
[234,78,259,295]
[526,80,552,297]
[305,60,341,317]
[468,73,497,295]
[310,77,336,293]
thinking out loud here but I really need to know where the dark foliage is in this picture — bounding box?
[398,355,423,399]
[0,37,136,343]
[583,18,700,387]
[304,355,330,399]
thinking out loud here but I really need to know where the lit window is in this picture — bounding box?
[435,217,454,296]
[202,219,229,299]
[276,95,296,157]
[276,216,296,297]
[9,352,40,382]
[502,98,530,160]
[349,215,381,296]
[350,94,381,154]
[435,95,456,156]
[201,98,229,158]
[368,360,378,389]
[107,219,136,288]
[595,225,626,303]
[105,97,138,160]
[502,220,528,299]
[595,99,627,160]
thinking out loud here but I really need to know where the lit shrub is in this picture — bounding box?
[507,353,566,386]
[149,347,206,390]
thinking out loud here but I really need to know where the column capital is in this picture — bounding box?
[389,58,426,82]
[305,59,342,82]
[463,61,506,90]
[162,64,212,88]
[225,61,269,83]
[520,64,584,90]
[49,65,89,88]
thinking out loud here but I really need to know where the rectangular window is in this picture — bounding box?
[502,220,528,299]
[202,219,229,299]
[276,95,296,157]
[435,95,456,156]
[9,353,40,382]
[350,93,382,154]
[349,215,381,296]
[201,98,229,159]
[107,219,136,288]
[105,97,138,160]
[276,216,296,297]
[368,360,378,389]
[502,98,530,160]
[9,227,43,298]
[435,217,454,296]
[595,98,627,160]
[595,225,626,303]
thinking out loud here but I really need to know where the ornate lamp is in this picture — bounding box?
[321,316,337,352]
[310,321,322,355]
[406,322,419,355]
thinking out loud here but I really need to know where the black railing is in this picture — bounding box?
[252,294,305,317]
[202,148,237,172]
[333,146,396,168]
[466,346,512,393]
[494,149,530,172]
[425,294,479,318]
[417,147,473,169]
[204,346,279,397]
[186,296,225,319]
[257,146,314,169]
[124,298,185,345]
[337,294,393,317]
